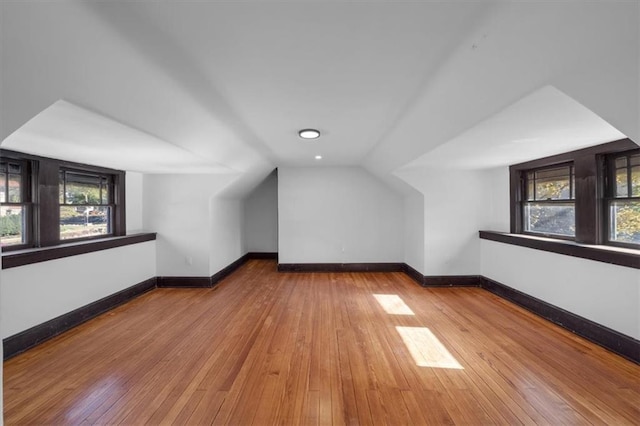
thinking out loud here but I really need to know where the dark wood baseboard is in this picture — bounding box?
[402,264,482,287]
[246,252,278,260]
[277,262,405,273]
[481,276,639,364]
[157,276,213,288]
[398,264,638,363]
[211,255,249,286]
[3,277,157,360]
[423,275,483,287]
[402,263,424,285]
[3,252,278,358]
[6,253,636,365]
[158,252,278,288]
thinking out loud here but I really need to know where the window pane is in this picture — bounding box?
[60,206,111,240]
[534,166,572,200]
[615,167,628,197]
[64,173,102,205]
[524,202,575,237]
[59,171,65,203]
[527,177,534,201]
[629,154,639,167]
[615,157,627,169]
[0,174,6,203]
[101,177,109,204]
[632,166,639,197]
[0,205,25,246]
[8,174,21,203]
[609,200,640,245]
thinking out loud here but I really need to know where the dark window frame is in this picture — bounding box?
[521,162,576,240]
[604,149,640,249]
[0,149,126,251]
[510,138,639,246]
[0,154,34,250]
[59,168,116,242]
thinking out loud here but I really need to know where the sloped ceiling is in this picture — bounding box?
[397,86,626,171]
[2,100,234,174]
[1,1,638,194]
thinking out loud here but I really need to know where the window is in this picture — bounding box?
[523,164,575,238]
[0,150,125,251]
[0,158,31,248]
[606,150,640,247]
[59,169,114,240]
[510,138,639,248]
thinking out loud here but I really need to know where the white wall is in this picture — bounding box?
[1,240,156,338]
[477,165,639,339]
[244,170,278,253]
[404,192,424,274]
[481,240,640,340]
[398,167,497,276]
[278,167,403,264]
[143,173,239,276]
[210,197,245,275]
[126,171,144,233]
[143,173,248,277]
[400,163,639,339]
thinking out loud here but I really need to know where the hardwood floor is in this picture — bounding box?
[4,259,639,424]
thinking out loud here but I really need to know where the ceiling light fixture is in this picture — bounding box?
[299,129,320,139]
[315,155,322,160]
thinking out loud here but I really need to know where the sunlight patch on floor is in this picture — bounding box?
[373,294,415,315]
[396,326,464,369]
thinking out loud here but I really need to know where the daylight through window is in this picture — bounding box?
[510,139,639,248]
[523,164,575,237]
[0,159,30,248]
[0,150,125,250]
[59,170,114,240]
[607,151,640,246]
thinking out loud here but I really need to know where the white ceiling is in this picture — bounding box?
[398,86,627,171]
[1,1,638,193]
[2,100,233,174]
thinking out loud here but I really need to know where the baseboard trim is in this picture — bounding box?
[246,252,278,260]
[277,262,405,273]
[402,264,424,285]
[402,265,482,287]
[423,275,483,287]
[3,277,157,360]
[3,252,279,358]
[211,255,249,286]
[400,265,638,363]
[6,255,636,365]
[480,276,639,364]
[157,276,212,288]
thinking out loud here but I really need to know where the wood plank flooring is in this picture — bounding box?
[4,259,639,424]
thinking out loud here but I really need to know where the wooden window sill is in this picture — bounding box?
[479,231,639,269]
[1,233,157,269]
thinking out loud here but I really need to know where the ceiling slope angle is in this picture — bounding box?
[1,100,236,174]
[395,85,628,173]
[95,1,490,168]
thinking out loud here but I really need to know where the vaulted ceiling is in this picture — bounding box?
[1,1,637,194]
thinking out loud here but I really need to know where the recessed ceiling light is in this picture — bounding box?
[315,155,322,160]
[299,129,320,139]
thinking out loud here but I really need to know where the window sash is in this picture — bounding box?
[522,200,576,239]
[605,150,640,248]
[0,158,32,249]
[525,164,575,202]
[0,149,125,251]
[510,139,639,246]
